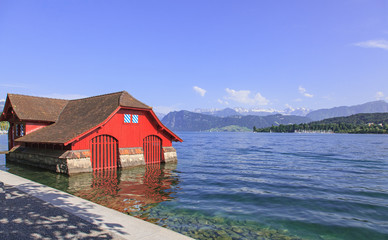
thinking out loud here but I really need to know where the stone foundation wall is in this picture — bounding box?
[163,147,178,163]
[119,147,145,168]
[6,147,66,173]
[6,147,92,175]
[6,146,179,175]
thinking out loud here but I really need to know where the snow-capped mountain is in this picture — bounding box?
[194,107,311,117]
[281,106,311,116]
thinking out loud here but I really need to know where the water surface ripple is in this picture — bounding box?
[1,133,388,239]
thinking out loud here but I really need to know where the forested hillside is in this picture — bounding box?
[255,113,388,134]
[162,110,310,131]
[317,113,388,125]
[306,100,388,121]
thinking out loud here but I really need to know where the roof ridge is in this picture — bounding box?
[7,93,69,102]
[54,101,70,122]
[119,91,151,109]
[5,93,69,123]
[7,91,127,102]
[68,91,124,102]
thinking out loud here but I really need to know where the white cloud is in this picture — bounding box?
[217,99,229,105]
[0,99,5,103]
[354,39,388,50]
[298,86,313,98]
[298,86,306,93]
[193,86,206,97]
[375,91,388,101]
[224,88,269,106]
[285,103,295,111]
[376,91,385,100]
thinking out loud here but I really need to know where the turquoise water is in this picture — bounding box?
[1,133,388,239]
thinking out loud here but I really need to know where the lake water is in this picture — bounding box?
[1,132,388,240]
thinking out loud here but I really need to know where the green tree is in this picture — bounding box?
[0,121,10,131]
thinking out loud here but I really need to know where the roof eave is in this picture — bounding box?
[147,109,183,142]
[0,95,20,122]
[15,139,64,145]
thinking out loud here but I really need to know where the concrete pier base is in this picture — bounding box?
[6,146,179,175]
[163,146,178,163]
[119,147,146,168]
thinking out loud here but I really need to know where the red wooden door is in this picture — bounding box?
[90,135,118,170]
[143,135,163,164]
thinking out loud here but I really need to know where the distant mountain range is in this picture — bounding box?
[306,100,388,121]
[194,106,311,117]
[193,100,388,120]
[1,98,387,132]
[162,110,310,131]
[162,100,388,132]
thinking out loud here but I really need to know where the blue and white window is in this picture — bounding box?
[132,115,139,123]
[124,114,131,123]
[124,114,139,124]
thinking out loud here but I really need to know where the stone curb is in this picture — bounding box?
[0,170,192,240]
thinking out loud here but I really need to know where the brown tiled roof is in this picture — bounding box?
[120,91,151,109]
[15,91,151,144]
[7,94,68,122]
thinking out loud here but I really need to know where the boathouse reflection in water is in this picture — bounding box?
[5,161,179,222]
[69,163,179,218]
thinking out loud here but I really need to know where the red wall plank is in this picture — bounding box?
[25,122,50,135]
[71,109,173,150]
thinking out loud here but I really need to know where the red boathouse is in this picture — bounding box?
[0,91,182,174]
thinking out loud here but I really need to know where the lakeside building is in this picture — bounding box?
[0,91,182,174]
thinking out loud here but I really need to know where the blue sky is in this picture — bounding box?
[0,0,387,114]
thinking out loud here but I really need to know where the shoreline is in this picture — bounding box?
[0,170,192,240]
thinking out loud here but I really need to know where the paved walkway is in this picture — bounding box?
[0,170,192,240]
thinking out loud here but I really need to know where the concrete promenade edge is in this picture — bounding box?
[0,170,192,240]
